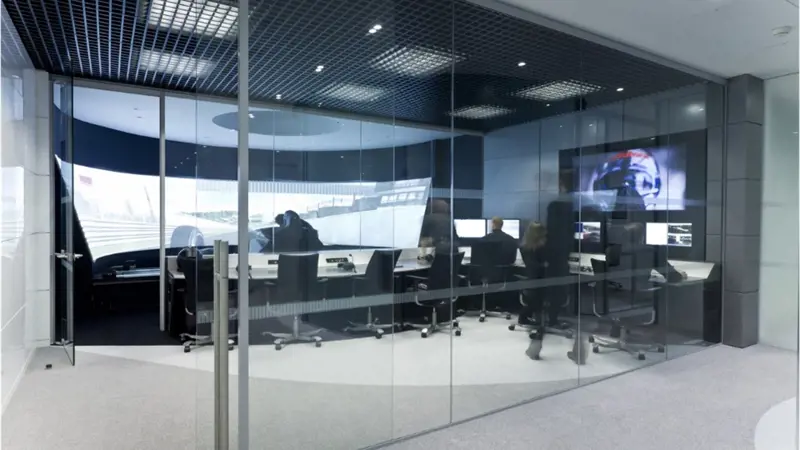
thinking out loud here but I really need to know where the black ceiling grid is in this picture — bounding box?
[3,0,704,132]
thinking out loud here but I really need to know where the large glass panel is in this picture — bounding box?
[241,0,456,447]
[53,77,75,364]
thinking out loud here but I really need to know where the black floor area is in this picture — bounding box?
[76,311,179,346]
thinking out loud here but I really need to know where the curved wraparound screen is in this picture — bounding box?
[57,157,430,260]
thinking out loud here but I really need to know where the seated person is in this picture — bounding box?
[273,210,324,253]
[481,217,518,265]
[419,199,459,251]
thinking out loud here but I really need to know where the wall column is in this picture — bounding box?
[721,74,764,348]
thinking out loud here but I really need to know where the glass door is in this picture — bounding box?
[53,77,77,364]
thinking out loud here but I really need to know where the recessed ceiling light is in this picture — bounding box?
[616,87,624,92]
[248,113,255,119]
[371,45,465,77]
[320,83,387,102]
[315,65,324,72]
[368,28,377,34]
[514,80,603,102]
[276,94,282,100]
[517,61,526,67]
[373,24,382,30]
[545,103,551,107]
[449,105,512,119]
[139,50,215,77]
[687,104,705,114]
[588,123,593,127]
[146,0,238,39]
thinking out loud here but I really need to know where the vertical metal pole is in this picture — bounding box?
[159,92,166,331]
[237,1,251,449]
[213,240,221,449]
[218,241,230,450]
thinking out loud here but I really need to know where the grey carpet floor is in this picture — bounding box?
[382,344,797,450]
[2,344,790,450]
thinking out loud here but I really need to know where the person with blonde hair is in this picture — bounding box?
[517,222,550,329]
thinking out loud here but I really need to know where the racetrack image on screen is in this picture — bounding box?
[57,158,431,260]
[573,145,687,211]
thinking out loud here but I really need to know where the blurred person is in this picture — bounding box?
[273,210,323,252]
[418,199,458,251]
[517,222,549,327]
[544,172,575,331]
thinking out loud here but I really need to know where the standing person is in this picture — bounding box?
[544,172,575,330]
[517,222,549,326]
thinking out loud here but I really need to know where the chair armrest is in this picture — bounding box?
[405,274,427,281]
[514,274,528,280]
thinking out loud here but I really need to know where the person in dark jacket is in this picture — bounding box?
[273,210,323,252]
[481,217,518,265]
[517,221,549,326]
[419,199,458,251]
[544,173,575,329]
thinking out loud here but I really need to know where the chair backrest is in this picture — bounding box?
[363,249,401,295]
[470,240,506,282]
[181,254,215,313]
[427,251,465,291]
[276,253,320,304]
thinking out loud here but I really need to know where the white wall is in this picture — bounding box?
[1,2,52,410]
[759,73,799,351]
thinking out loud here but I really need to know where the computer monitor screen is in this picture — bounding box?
[667,223,692,247]
[56,157,431,260]
[486,219,520,239]
[645,222,669,246]
[455,219,488,239]
[572,145,687,211]
[574,222,602,242]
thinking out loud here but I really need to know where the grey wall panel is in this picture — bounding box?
[595,102,624,144]
[706,180,723,208]
[622,95,658,140]
[483,156,540,193]
[706,205,723,235]
[540,115,577,152]
[484,121,539,160]
[705,82,725,129]
[706,126,724,181]
[722,291,759,348]
[727,75,765,125]
[483,191,540,220]
[725,179,762,236]
[724,235,761,293]
[706,234,722,263]
[726,122,764,180]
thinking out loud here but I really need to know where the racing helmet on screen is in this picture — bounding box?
[590,149,661,209]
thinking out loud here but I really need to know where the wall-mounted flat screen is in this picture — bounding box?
[573,145,687,211]
[455,219,488,239]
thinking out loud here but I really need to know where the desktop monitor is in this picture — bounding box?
[645,222,669,246]
[486,219,520,239]
[454,219,488,239]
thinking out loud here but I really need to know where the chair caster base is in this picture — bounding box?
[455,329,462,337]
[184,346,191,353]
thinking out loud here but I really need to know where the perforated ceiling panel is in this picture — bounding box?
[3,0,704,131]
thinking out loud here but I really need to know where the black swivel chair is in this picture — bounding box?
[262,253,327,350]
[588,248,665,360]
[178,252,237,353]
[406,251,465,338]
[509,248,573,339]
[345,249,401,339]
[464,241,513,322]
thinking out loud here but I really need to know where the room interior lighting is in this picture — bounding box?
[276,94,282,100]
[248,113,255,119]
[138,49,215,77]
[517,61,526,67]
[514,80,603,102]
[616,87,625,92]
[315,65,324,72]
[320,83,388,102]
[368,28,377,34]
[146,0,239,39]
[371,45,465,77]
[373,24,382,30]
[449,105,512,119]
